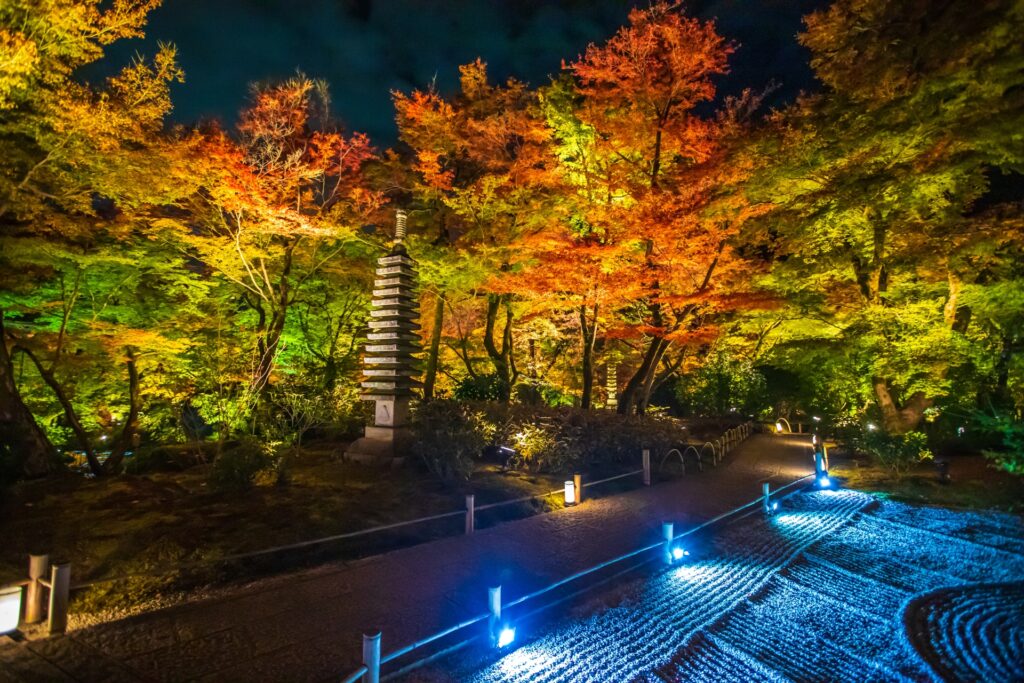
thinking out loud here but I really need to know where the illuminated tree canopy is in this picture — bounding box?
[1,0,1021,481]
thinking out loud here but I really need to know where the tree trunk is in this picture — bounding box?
[104,348,140,474]
[255,307,287,394]
[0,311,60,478]
[423,293,444,400]
[483,294,514,401]
[618,336,665,415]
[579,304,598,410]
[637,339,670,414]
[872,376,932,434]
[14,344,102,476]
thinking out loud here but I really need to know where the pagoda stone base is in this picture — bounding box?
[345,426,411,465]
[345,396,412,465]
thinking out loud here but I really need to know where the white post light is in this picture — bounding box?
[642,449,651,486]
[0,585,21,635]
[763,482,772,516]
[563,480,576,506]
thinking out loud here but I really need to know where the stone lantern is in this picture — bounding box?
[346,209,421,463]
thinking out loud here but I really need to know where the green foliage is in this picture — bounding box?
[674,351,767,418]
[453,374,509,402]
[207,438,273,492]
[974,410,1024,476]
[480,402,682,473]
[846,427,934,478]
[509,423,574,473]
[409,400,494,481]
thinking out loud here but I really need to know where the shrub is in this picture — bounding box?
[847,427,933,478]
[973,410,1024,476]
[453,374,509,401]
[478,403,685,473]
[509,423,574,472]
[207,438,272,491]
[409,400,494,481]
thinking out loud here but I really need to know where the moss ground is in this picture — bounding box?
[829,451,1024,513]
[0,442,581,619]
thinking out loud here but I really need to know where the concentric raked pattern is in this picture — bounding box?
[465,489,1024,683]
[904,582,1024,683]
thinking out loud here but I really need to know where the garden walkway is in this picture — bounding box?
[0,433,815,682]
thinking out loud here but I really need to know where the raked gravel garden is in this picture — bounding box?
[416,488,1024,683]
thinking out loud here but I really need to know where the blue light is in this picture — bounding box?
[672,546,689,561]
[772,502,779,511]
[498,627,516,648]
[818,475,831,488]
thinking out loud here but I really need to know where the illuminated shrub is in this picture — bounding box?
[848,428,934,477]
[481,403,683,473]
[453,374,508,401]
[409,400,494,481]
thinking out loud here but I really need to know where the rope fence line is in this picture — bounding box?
[9,422,761,636]
[346,467,814,682]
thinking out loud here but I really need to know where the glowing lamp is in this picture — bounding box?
[772,502,779,511]
[812,416,821,422]
[0,586,21,635]
[818,475,831,488]
[497,626,516,648]
[866,423,877,432]
[671,546,689,561]
[775,422,783,433]
[564,480,576,505]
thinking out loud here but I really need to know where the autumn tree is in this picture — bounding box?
[0,0,182,478]
[745,0,1024,433]
[168,77,381,417]
[562,2,768,415]
[393,60,554,400]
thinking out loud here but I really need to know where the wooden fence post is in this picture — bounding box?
[465,494,475,535]
[47,563,70,636]
[26,554,48,624]
[573,473,583,504]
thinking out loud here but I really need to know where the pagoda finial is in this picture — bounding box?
[394,208,408,244]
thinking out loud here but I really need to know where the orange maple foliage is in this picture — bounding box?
[170,77,382,392]
[560,1,768,413]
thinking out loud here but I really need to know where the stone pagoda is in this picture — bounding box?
[345,209,421,463]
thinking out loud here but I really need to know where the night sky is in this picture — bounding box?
[99,0,827,145]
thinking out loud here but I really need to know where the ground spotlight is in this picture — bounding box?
[497,626,516,648]
[818,475,831,488]
[672,546,690,561]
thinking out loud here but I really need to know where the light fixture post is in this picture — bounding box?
[642,449,651,486]
[573,473,583,504]
[488,585,502,646]
[662,521,674,565]
[762,482,772,515]
[362,631,381,683]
